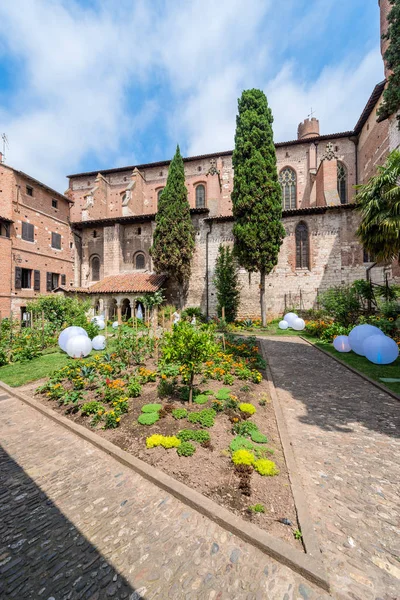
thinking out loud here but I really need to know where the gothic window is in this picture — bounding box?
[135,252,145,270]
[91,256,100,281]
[195,184,206,208]
[295,221,309,269]
[279,168,297,210]
[337,162,347,204]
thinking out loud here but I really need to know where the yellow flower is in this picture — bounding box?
[116,418,120,422]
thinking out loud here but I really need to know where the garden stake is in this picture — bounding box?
[222,306,225,321]
[30,311,34,330]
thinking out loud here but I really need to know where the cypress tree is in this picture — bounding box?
[150,145,195,307]
[377,0,400,129]
[213,245,241,323]
[231,89,285,326]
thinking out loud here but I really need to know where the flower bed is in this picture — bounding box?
[32,328,301,548]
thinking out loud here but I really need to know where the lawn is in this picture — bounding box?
[312,340,400,396]
[0,349,70,387]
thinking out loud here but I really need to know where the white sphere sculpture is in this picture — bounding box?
[112,321,119,329]
[348,324,385,356]
[292,317,305,331]
[97,320,106,330]
[66,334,93,358]
[278,320,289,330]
[333,335,351,353]
[283,312,298,327]
[58,326,88,352]
[363,334,399,365]
[92,335,106,351]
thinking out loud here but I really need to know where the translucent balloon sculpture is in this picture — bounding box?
[97,320,106,330]
[58,326,88,352]
[112,321,119,329]
[283,312,298,327]
[278,320,289,330]
[91,335,106,351]
[66,334,93,358]
[292,317,305,331]
[348,324,384,356]
[136,305,143,320]
[363,334,399,365]
[333,335,351,353]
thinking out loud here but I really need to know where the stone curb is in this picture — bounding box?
[0,379,330,593]
[300,336,400,403]
[257,339,322,561]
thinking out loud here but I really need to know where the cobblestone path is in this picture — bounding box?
[0,396,330,600]
[262,337,400,600]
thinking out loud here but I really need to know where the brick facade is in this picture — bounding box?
[0,164,75,318]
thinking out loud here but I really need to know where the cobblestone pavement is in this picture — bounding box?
[0,396,330,600]
[262,337,400,600]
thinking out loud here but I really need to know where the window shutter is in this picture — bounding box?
[61,274,66,286]
[34,270,40,291]
[22,222,34,242]
[46,272,52,292]
[15,267,22,290]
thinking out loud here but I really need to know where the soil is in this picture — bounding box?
[24,369,302,550]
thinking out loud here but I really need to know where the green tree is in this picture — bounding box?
[356,149,400,262]
[377,0,400,129]
[213,245,241,322]
[150,145,195,308]
[231,89,285,326]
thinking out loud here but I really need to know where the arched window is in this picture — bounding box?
[195,184,206,208]
[91,256,100,281]
[135,252,145,270]
[295,222,309,269]
[337,162,347,204]
[279,168,297,210]
[157,189,164,203]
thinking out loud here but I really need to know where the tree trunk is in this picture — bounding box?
[260,269,266,327]
[188,371,195,405]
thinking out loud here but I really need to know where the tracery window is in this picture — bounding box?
[195,184,206,208]
[295,221,309,269]
[279,167,297,210]
[337,162,347,205]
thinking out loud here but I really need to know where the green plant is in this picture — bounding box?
[146,434,181,449]
[27,295,92,330]
[193,394,209,405]
[231,89,285,325]
[150,145,195,307]
[240,384,251,393]
[248,504,265,513]
[187,408,216,428]
[229,436,255,452]
[60,390,83,406]
[127,377,142,398]
[215,388,232,400]
[318,286,362,327]
[172,408,188,420]
[213,245,241,323]
[157,379,176,398]
[232,449,255,466]
[137,412,160,426]
[238,402,256,415]
[293,529,303,540]
[377,0,400,129]
[81,401,106,416]
[141,403,162,413]
[177,429,211,445]
[181,307,206,322]
[177,441,196,456]
[253,459,279,476]
[232,421,258,437]
[103,410,122,429]
[250,431,268,443]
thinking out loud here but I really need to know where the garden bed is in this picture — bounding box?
[27,331,302,550]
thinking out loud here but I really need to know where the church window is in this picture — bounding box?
[279,167,297,210]
[195,184,206,208]
[93,230,97,238]
[135,252,145,270]
[337,162,347,204]
[295,221,309,269]
[91,256,100,281]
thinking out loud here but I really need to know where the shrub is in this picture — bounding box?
[146,435,181,449]
[229,436,255,452]
[232,421,258,437]
[253,459,279,476]
[128,378,142,398]
[27,295,92,330]
[81,401,105,416]
[141,403,162,413]
[250,431,268,443]
[232,449,255,466]
[213,245,241,323]
[215,388,232,400]
[239,403,256,415]
[138,412,160,425]
[157,379,175,398]
[181,307,206,322]
[177,441,196,456]
[103,411,121,429]
[188,408,216,428]
[223,373,234,385]
[318,285,361,327]
[172,408,188,420]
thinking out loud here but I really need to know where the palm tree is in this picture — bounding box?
[356,150,400,262]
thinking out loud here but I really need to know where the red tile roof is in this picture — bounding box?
[87,273,166,294]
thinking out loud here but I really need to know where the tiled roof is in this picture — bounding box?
[355,80,386,132]
[0,163,72,202]
[87,273,166,294]
[71,208,209,229]
[0,215,13,223]
[204,203,357,222]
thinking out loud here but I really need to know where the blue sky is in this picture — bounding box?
[0,0,383,192]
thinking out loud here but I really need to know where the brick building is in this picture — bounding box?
[65,0,400,319]
[0,160,74,319]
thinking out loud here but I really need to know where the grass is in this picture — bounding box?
[312,340,400,396]
[0,349,69,387]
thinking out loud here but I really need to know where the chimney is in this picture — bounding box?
[297,118,320,140]
[379,0,391,78]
